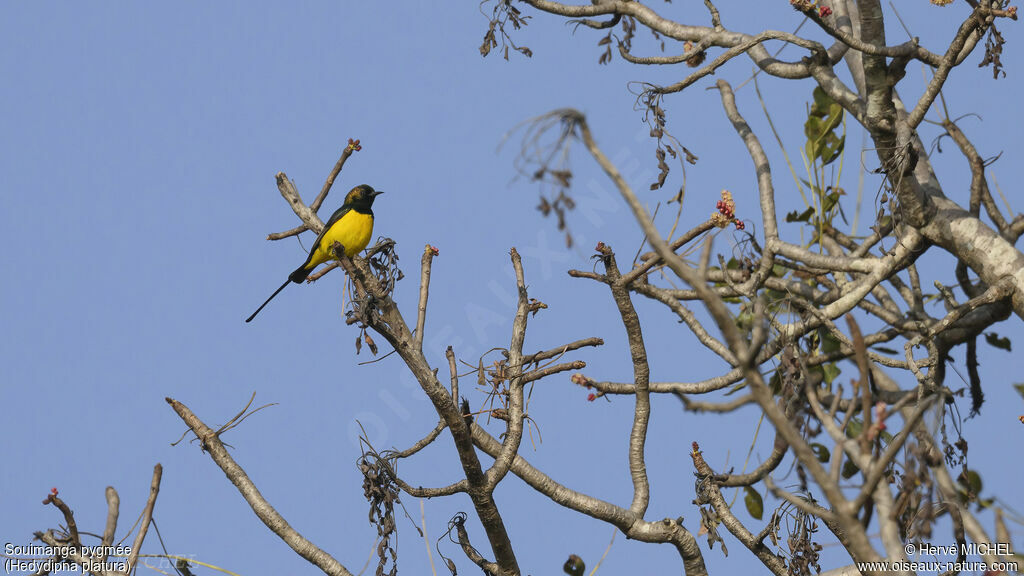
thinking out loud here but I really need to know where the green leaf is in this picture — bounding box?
[984,332,1012,352]
[744,487,764,520]
[968,470,982,494]
[872,346,899,355]
[958,469,983,497]
[819,329,842,354]
[822,190,841,213]
[804,116,823,141]
[563,554,586,576]
[768,371,782,395]
[735,310,754,332]
[1014,383,1024,401]
[806,365,824,385]
[786,207,815,223]
[841,458,860,479]
[822,363,841,385]
[845,417,863,439]
[824,102,844,132]
[810,443,831,463]
[820,133,845,165]
[804,87,845,165]
[811,86,833,110]
[810,138,825,161]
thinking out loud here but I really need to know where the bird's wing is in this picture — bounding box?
[311,203,353,252]
[294,203,353,272]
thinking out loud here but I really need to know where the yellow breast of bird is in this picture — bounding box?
[310,210,375,268]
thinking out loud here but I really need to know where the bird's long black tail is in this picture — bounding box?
[289,261,313,284]
[245,278,292,323]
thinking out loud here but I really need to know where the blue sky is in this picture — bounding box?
[2,2,1022,575]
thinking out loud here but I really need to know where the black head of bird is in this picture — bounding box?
[344,184,384,211]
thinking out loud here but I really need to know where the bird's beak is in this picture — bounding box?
[371,190,385,197]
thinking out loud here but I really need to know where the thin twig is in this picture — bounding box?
[125,464,163,576]
[101,486,119,550]
[415,245,437,353]
[420,500,438,576]
[587,529,617,576]
[306,262,340,282]
[267,224,308,241]
[311,140,361,213]
[166,397,354,576]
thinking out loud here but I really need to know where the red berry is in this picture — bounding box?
[587,393,596,402]
[819,6,832,17]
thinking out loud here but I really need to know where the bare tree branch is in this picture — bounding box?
[100,487,119,550]
[166,397,354,576]
[415,244,437,353]
[483,248,530,492]
[124,464,162,576]
[471,425,708,576]
[597,244,652,516]
[311,139,361,213]
[692,445,788,576]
